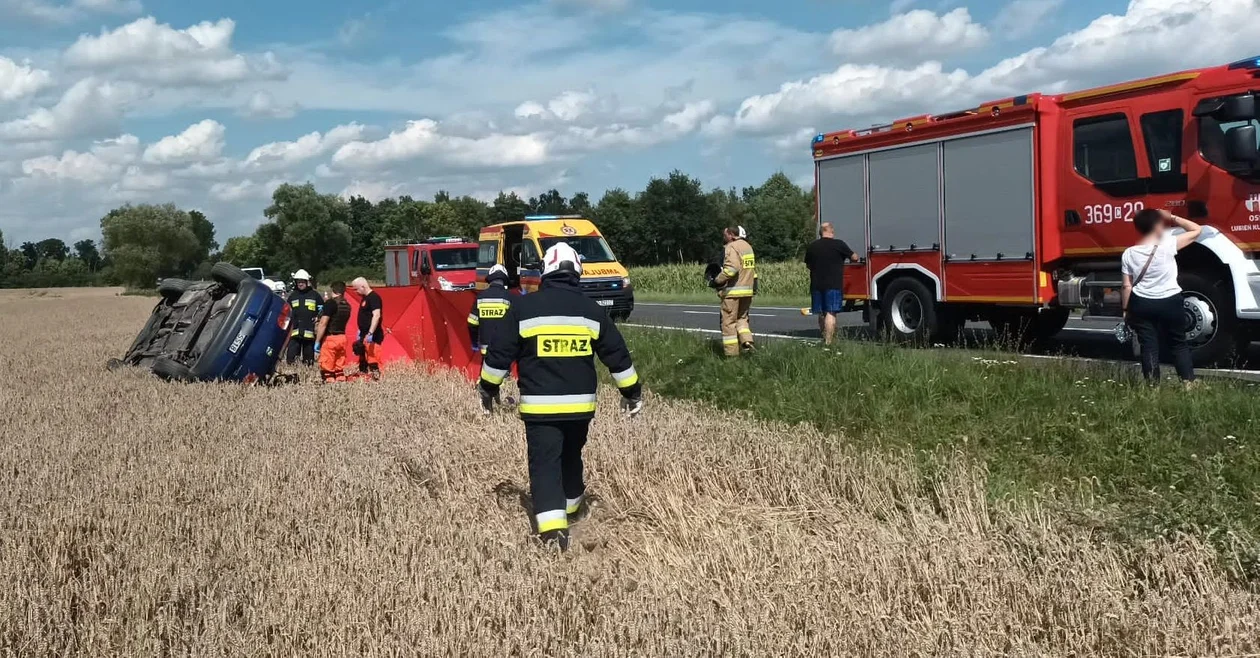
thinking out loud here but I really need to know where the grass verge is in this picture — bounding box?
[622,327,1260,578]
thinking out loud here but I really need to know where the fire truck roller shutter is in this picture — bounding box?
[817,155,867,253]
[942,126,1036,263]
[869,143,940,254]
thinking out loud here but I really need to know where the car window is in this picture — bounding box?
[538,236,616,263]
[430,247,479,270]
[478,240,498,268]
[520,240,540,267]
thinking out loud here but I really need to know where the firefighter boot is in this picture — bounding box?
[538,529,571,552]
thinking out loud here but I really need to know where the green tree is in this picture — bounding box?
[491,192,529,224]
[35,238,69,262]
[221,235,264,266]
[74,239,102,271]
[345,195,381,267]
[530,189,570,215]
[742,172,813,261]
[100,203,204,289]
[20,242,38,269]
[260,183,353,276]
[570,191,592,216]
[188,210,218,254]
[635,170,719,265]
[448,195,491,238]
[590,188,640,264]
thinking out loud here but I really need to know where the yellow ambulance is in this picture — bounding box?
[476,215,634,320]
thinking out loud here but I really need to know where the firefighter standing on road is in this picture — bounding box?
[712,226,757,356]
[315,281,353,383]
[285,269,322,366]
[352,277,384,381]
[468,265,513,358]
[477,243,644,551]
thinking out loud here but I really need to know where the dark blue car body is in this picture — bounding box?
[190,278,291,382]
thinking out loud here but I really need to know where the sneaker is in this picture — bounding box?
[538,529,570,551]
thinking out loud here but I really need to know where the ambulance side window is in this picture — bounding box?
[1073,114,1138,184]
[1140,109,1187,193]
[520,240,541,269]
[477,240,498,268]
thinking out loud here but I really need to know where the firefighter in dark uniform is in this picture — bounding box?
[468,264,513,358]
[285,269,322,366]
[478,243,644,551]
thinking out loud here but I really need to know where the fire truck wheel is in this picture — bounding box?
[880,277,938,345]
[1179,271,1243,368]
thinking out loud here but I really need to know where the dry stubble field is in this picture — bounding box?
[1,287,1258,657]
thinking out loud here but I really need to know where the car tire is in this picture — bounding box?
[878,277,937,345]
[211,262,250,292]
[152,356,197,382]
[157,277,191,301]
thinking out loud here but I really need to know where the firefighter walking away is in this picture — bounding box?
[712,225,756,356]
[315,281,353,383]
[468,265,513,358]
[478,242,644,551]
[286,269,322,366]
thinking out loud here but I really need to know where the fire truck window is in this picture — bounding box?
[1199,115,1260,169]
[1073,115,1138,183]
[1139,110,1183,174]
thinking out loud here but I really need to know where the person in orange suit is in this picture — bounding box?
[315,281,353,383]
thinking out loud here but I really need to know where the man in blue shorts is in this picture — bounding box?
[804,222,858,345]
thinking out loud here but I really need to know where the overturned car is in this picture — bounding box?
[110,263,292,383]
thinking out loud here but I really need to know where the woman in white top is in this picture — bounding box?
[1120,208,1202,383]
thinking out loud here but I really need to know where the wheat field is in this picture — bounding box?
[1,288,1258,657]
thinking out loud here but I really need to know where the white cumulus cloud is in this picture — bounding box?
[1,0,141,24]
[331,119,551,171]
[20,134,140,183]
[238,90,299,119]
[993,0,1065,39]
[243,123,366,172]
[0,57,53,102]
[0,77,143,142]
[830,8,989,64]
[63,17,284,86]
[142,119,226,165]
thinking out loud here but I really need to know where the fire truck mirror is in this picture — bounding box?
[1225,124,1259,165]
[1220,94,1257,121]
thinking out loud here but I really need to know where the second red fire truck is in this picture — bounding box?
[814,55,1260,366]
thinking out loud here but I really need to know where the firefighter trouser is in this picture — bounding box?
[525,420,590,535]
[719,296,754,356]
[318,335,348,382]
[358,341,381,374]
[286,338,315,366]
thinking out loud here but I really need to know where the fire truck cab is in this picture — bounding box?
[813,55,1260,366]
[384,237,479,291]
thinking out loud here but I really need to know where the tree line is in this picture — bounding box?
[1,170,816,290]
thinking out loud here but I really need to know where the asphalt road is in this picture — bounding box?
[625,301,1260,380]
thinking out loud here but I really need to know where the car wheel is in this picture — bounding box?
[157,277,191,302]
[152,356,197,382]
[1179,270,1245,368]
[211,262,250,292]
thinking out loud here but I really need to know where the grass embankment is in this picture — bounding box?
[623,327,1260,574]
[631,261,810,307]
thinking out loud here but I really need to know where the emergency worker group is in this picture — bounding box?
[276,224,785,550]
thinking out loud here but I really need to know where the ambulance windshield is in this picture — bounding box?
[539,237,616,264]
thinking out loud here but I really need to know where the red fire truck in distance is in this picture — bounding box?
[813,55,1260,366]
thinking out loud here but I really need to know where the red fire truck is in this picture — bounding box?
[383,237,480,291]
[813,55,1260,366]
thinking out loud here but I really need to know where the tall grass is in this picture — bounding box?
[631,261,810,303]
[3,288,1259,655]
[622,327,1260,576]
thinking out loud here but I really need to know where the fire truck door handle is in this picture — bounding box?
[1065,210,1081,226]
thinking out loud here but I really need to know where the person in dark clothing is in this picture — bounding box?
[285,269,322,366]
[478,242,644,551]
[1121,209,1202,385]
[804,222,858,345]
[315,281,354,383]
[352,277,384,380]
[468,264,513,357]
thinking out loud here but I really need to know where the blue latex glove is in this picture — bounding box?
[314,342,322,353]
[365,334,375,344]
[471,343,481,355]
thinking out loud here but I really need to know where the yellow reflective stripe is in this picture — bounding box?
[290,300,300,308]
[726,287,754,297]
[737,329,752,336]
[519,315,601,339]
[291,329,300,337]
[478,301,510,310]
[721,266,737,277]
[519,393,597,415]
[565,495,584,515]
[480,364,508,385]
[303,331,315,339]
[480,346,488,355]
[468,313,480,326]
[722,336,738,345]
[612,366,638,388]
[536,510,568,533]
[304,300,317,310]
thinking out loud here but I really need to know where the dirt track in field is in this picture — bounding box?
[1,287,1257,656]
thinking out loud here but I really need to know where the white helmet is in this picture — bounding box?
[542,242,583,277]
[737,226,747,239]
[486,264,510,283]
[291,269,312,281]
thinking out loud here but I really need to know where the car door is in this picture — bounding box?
[1058,105,1148,258]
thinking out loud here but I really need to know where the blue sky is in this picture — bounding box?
[1,0,1257,244]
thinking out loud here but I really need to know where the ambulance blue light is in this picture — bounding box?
[812,133,825,144]
[1227,56,1260,70]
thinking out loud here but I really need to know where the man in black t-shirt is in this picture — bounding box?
[315,281,354,383]
[804,222,858,345]
[352,277,384,380]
